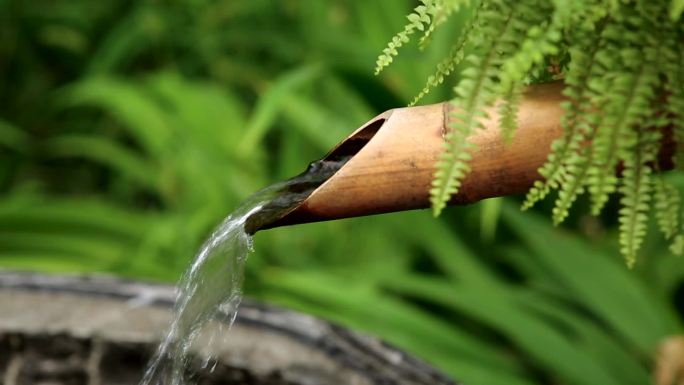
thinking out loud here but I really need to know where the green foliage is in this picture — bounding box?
[664,30,684,169]
[410,15,474,106]
[618,128,657,267]
[377,0,684,264]
[375,0,469,75]
[262,204,683,385]
[672,0,684,19]
[0,120,28,152]
[430,0,533,215]
[525,25,604,223]
[374,0,440,74]
[654,176,680,241]
[3,2,684,385]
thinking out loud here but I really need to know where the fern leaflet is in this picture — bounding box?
[375,0,441,75]
[523,24,604,210]
[618,127,657,267]
[654,176,680,240]
[411,12,476,106]
[430,0,524,215]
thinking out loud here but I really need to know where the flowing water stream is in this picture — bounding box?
[139,155,351,385]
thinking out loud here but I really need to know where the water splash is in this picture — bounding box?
[140,156,350,385]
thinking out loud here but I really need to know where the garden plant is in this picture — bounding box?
[1,1,683,384]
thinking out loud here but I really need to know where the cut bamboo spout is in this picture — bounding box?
[265,81,671,228]
[264,82,566,228]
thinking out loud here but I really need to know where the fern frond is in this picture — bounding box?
[588,4,662,216]
[430,123,475,216]
[410,11,478,106]
[588,60,658,215]
[551,149,588,225]
[380,0,682,264]
[523,25,605,210]
[431,0,528,215]
[653,26,684,249]
[551,118,602,224]
[662,32,684,168]
[654,176,681,240]
[418,0,472,49]
[618,128,658,267]
[648,61,681,242]
[497,83,523,143]
[498,8,559,92]
[550,0,613,29]
[495,0,555,143]
[524,2,614,212]
[375,0,441,75]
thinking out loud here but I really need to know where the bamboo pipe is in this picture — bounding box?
[265,81,673,228]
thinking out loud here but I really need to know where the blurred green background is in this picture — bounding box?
[2,1,684,384]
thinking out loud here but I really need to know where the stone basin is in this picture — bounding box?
[0,272,455,385]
